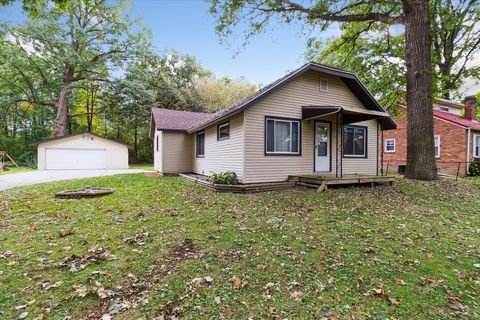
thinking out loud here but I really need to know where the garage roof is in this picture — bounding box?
[28,132,133,149]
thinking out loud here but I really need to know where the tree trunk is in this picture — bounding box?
[403,0,437,180]
[54,66,74,137]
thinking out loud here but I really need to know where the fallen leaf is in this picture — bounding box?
[19,312,28,319]
[59,229,76,237]
[291,291,304,302]
[388,297,400,305]
[396,278,407,286]
[214,296,221,305]
[97,288,113,299]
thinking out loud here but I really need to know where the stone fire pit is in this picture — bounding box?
[55,185,115,199]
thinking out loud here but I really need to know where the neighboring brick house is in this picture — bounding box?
[383,96,480,176]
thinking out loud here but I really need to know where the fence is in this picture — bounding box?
[383,159,477,181]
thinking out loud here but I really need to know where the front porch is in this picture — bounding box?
[289,173,395,190]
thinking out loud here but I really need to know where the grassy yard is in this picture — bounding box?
[0,174,479,319]
[0,167,35,175]
[129,163,154,171]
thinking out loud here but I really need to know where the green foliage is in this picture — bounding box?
[469,160,480,177]
[209,171,238,185]
[307,0,480,109]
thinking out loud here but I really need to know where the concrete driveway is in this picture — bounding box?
[0,169,146,191]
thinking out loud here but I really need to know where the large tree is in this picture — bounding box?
[209,0,436,180]
[1,0,148,137]
[308,0,480,109]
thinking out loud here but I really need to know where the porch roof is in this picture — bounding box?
[302,106,395,130]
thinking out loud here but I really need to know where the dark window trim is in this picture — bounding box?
[313,120,332,172]
[264,116,302,156]
[342,124,368,158]
[217,121,230,141]
[196,131,205,158]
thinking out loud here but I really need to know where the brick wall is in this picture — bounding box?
[383,113,470,176]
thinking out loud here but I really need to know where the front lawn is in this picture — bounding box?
[0,175,479,319]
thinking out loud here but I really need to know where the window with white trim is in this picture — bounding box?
[265,117,300,155]
[196,131,205,157]
[343,126,367,157]
[434,135,440,158]
[217,122,230,140]
[384,138,395,153]
[474,134,480,157]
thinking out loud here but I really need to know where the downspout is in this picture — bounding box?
[467,127,471,175]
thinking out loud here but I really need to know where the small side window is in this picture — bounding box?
[196,131,205,158]
[384,139,395,153]
[156,135,159,152]
[320,78,328,92]
[434,135,440,158]
[217,122,230,140]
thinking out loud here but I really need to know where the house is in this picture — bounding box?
[29,132,132,170]
[382,95,479,176]
[150,62,396,184]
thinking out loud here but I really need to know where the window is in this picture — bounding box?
[343,126,366,157]
[475,134,480,158]
[217,122,230,140]
[156,135,159,152]
[320,78,328,92]
[265,117,301,155]
[439,106,449,112]
[434,135,440,158]
[196,131,205,157]
[384,138,395,153]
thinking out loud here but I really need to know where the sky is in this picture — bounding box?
[0,0,477,95]
[0,0,336,86]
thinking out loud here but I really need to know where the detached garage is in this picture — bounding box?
[30,133,131,170]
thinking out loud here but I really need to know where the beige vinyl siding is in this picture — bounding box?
[193,114,244,181]
[154,130,163,172]
[161,131,193,173]
[342,120,379,175]
[244,71,379,183]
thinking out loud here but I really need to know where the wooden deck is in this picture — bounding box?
[289,174,395,190]
[179,173,295,193]
[179,173,395,193]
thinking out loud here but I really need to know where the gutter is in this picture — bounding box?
[467,127,471,175]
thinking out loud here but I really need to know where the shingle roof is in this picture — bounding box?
[433,109,480,129]
[151,62,396,133]
[400,102,480,130]
[151,108,211,131]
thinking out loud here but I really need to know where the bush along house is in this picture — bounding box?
[382,95,479,177]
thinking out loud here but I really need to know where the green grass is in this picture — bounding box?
[0,166,35,175]
[129,163,154,170]
[1,175,479,319]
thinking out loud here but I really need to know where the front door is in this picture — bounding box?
[315,122,330,172]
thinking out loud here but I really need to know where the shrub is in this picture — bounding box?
[209,171,238,185]
[469,160,480,176]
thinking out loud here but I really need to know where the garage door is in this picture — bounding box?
[45,148,106,170]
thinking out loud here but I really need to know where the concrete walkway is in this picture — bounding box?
[0,169,146,191]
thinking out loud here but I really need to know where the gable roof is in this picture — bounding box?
[151,62,396,133]
[151,108,210,131]
[399,103,480,130]
[433,109,480,129]
[28,132,133,149]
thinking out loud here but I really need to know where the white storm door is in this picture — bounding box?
[45,148,106,170]
[314,122,330,172]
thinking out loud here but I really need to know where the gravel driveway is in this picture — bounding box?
[0,169,146,191]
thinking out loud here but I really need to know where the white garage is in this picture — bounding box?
[30,133,131,170]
